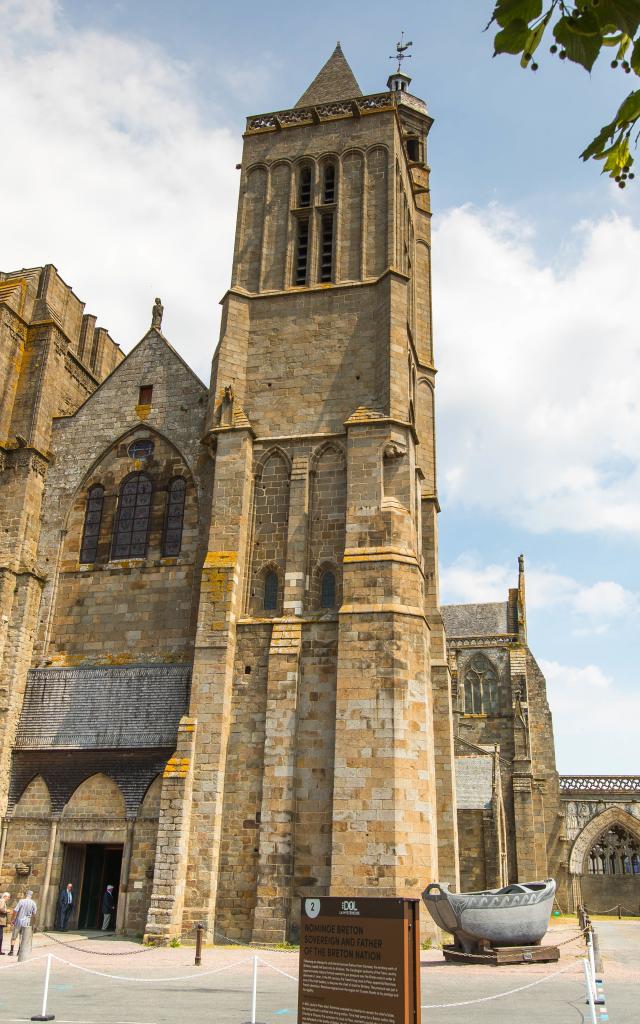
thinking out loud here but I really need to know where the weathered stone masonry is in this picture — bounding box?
[1,46,636,939]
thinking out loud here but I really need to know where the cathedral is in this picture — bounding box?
[0,45,638,942]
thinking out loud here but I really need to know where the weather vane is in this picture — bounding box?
[389,31,413,73]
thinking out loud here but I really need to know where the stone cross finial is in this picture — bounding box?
[151,297,164,330]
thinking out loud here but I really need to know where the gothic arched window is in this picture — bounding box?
[320,569,336,609]
[111,473,153,560]
[264,570,278,611]
[80,485,104,563]
[162,477,186,557]
[463,654,499,715]
[587,825,640,876]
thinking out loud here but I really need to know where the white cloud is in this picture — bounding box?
[0,0,241,383]
[542,658,640,772]
[433,205,640,534]
[441,553,637,627]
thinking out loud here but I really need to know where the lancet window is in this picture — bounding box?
[587,825,640,875]
[79,485,105,563]
[463,653,499,715]
[320,569,336,609]
[112,473,153,560]
[322,163,336,204]
[264,570,279,611]
[162,477,186,556]
[298,166,312,208]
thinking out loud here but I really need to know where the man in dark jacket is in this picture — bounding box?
[55,883,73,930]
[101,886,115,931]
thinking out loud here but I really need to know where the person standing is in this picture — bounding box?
[9,890,37,956]
[0,893,10,954]
[101,885,114,931]
[55,883,73,931]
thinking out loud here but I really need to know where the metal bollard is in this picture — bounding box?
[194,923,204,967]
[17,925,33,962]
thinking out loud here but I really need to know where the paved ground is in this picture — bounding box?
[0,919,637,1023]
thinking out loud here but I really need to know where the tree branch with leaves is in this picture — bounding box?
[488,0,640,185]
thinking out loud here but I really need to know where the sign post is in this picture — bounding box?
[298,897,421,1024]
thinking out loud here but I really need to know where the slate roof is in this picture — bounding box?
[15,665,190,750]
[455,755,494,810]
[9,748,170,816]
[441,601,512,638]
[296,44,362,106]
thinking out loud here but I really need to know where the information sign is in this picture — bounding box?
[298,897,421,1024]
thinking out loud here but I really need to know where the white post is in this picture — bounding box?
[582,958,597,1024]
[587,929,597,988]
[30,952,55,1021]
[251,954,258,1024]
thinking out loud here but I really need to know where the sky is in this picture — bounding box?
[1,0,638,773]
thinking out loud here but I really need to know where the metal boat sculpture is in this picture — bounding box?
[422,879,556,953]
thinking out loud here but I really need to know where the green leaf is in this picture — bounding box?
[566,10,601,37]
[493,0,543,28]
[580,119,618,160]
[631,37,640,74]
[616,88,640,123]
[494,18,531,54]
[553,15,603,71]
[593,0,640,39]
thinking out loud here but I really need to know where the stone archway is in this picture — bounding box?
[569,807,640,913]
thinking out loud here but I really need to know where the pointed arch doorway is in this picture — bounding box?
[59,843,123,930]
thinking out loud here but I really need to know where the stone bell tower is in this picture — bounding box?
[166,43,458,944]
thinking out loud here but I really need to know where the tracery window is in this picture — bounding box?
[162,477,186,557]
[463,653,499,715]
[127,438,154,459]
[320,569,336,609]
[80,485,104,563]
[587,825,640,875]
[263,570,278,611]
[111,473,153,560]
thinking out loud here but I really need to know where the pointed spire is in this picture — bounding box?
[296,43,362,107]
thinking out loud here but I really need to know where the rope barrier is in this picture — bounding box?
[0,953,48,971]
[257,958,299,982]
[251,955,584,1012]
[40,932,159,956]
[436,926,588,959]
[48,952,255,983]
[421,960,581,1009]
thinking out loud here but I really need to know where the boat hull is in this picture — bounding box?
[422,879,556,953]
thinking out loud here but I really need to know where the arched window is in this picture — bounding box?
[263,570,278,611]
[587,825,640,875]
[463,654,499,714]
[80,485,104,563]
[162,477,186,556]
[298,166,312,208]
[111,473,153,560]
[322,163,336,204]
[320,569,336,609]
[127,438,154,459]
